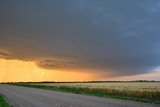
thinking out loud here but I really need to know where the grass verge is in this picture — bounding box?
[9,83,160,104]
[0,95,10,107]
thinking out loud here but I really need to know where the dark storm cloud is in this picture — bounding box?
[0,0,160,76]
[0,50,11,59]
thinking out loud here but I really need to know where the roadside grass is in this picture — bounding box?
[10,83,160,104]
[0,95,10,107]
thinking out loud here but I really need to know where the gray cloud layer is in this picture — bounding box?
[0,0,160,77]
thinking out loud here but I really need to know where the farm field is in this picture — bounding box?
[11,82,160,104]
[33,82,160,92]
[1,84,159,107]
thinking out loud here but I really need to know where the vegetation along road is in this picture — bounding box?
[0,84,159,107]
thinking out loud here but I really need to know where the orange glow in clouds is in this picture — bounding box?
[0,58,94,82]
[1,58,160,82]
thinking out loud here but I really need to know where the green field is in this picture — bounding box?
[10,81,160,104]
[0,95,10,107]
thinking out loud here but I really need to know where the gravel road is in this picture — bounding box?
[0,84,159,107]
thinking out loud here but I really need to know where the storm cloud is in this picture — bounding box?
[0,0,160,77]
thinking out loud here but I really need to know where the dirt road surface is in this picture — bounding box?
[0,84,159,107]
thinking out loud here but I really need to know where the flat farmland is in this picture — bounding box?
[33,82,160,91]
[12,82,160,104]
[1,84,159,107]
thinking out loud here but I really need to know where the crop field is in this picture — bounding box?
[11,82,160,104]
[33,82,160,92]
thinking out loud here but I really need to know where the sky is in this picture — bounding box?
[0,0,160,82]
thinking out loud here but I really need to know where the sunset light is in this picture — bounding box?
[0,58,94,82]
